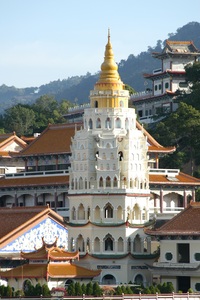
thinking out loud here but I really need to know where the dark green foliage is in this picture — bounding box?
[3,104,35,136]
[1,96,74,135]
[115,286,123,295]
[75,281,82,296]
[81,283,87,295]
[41,283,51,297]
[86,281,93,295]
[150,102,200,176]
[93,281,102,296]
[67,282,75,296]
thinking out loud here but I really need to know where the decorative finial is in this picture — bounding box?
[108,28,110,42]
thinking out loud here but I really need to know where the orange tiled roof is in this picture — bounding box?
[136,121,176,154]
[48,263,101,278]
[0,174,69,188]
[149,172,200,186]
[21,244,79,261]
[21,244,48,259]
[146,201,200,236]
[0,262,101,279]
[0,264,47,278]
[19,123,81,156]
[48,248,79,260]
[0,132,27,157]
[0,206,64,246]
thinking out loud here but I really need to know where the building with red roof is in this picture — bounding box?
[145,201,200,292]
[130,40,200,125]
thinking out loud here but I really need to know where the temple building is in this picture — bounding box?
[0,235,100,292]
[65,32,200,285]
[0,32,200,288]
[130,40,200,125]
[0,131,26,176]
[146,201,200,293]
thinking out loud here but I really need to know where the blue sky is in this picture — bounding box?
[0,0,200,88]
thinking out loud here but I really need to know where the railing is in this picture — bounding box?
[149,169,179,176]
[5,169,69,178]
[3,293,200,300]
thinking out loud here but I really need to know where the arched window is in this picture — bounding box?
[78,203,85,220]
[134,234,142,252]
[104,234,114,251]
[113,176,118,187]
[65,279,73,288]
[23,280,33,293]
[94,100,98,108]
[87,207,90,219]
[104,203,113,218]
[118,151,123,161]
[106,176,111,187]
[102,274,116,285]
[86,238,90,252]
[115,117,121,128]
[105,117,111,129]
[71,178,74,189]
[89,118,93,129]
[134,274,144,285]
[77,234,84,252]
[99,176,103,187]
[96,118,101,128]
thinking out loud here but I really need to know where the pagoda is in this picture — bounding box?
[67,30,157,286]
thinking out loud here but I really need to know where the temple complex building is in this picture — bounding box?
[146,201,200,293]
[130,40,200,125]
[0,32,200,288]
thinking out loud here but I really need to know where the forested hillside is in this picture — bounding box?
[0,21,200,112]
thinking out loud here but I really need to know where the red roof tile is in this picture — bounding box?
[19,123,81,156]
[0,174,69,188]
[146,201,200,236]
[0,206,64,246]
[149,172,200,186]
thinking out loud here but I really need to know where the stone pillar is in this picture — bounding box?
[183,189,187,208]
[54,190,58,210]
[34,192,38,206]
[15,191,18,206]
[160,188,163,213]
[192,188,196,202]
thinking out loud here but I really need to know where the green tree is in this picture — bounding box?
[115,286,122,295]
[150,102,200,176]
[67,282,75,296]
[3,104,35,135]
[81,283,87,295]
[24,280,35,296]
[176,62,200,111]
[86,282,93,295]
[33,95,59,131]
[42,283,51,296]
[35,283,42,296]
[75,281,82,296]
[93,282,102,296]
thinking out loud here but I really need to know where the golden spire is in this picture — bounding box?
[97,29,122,84]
